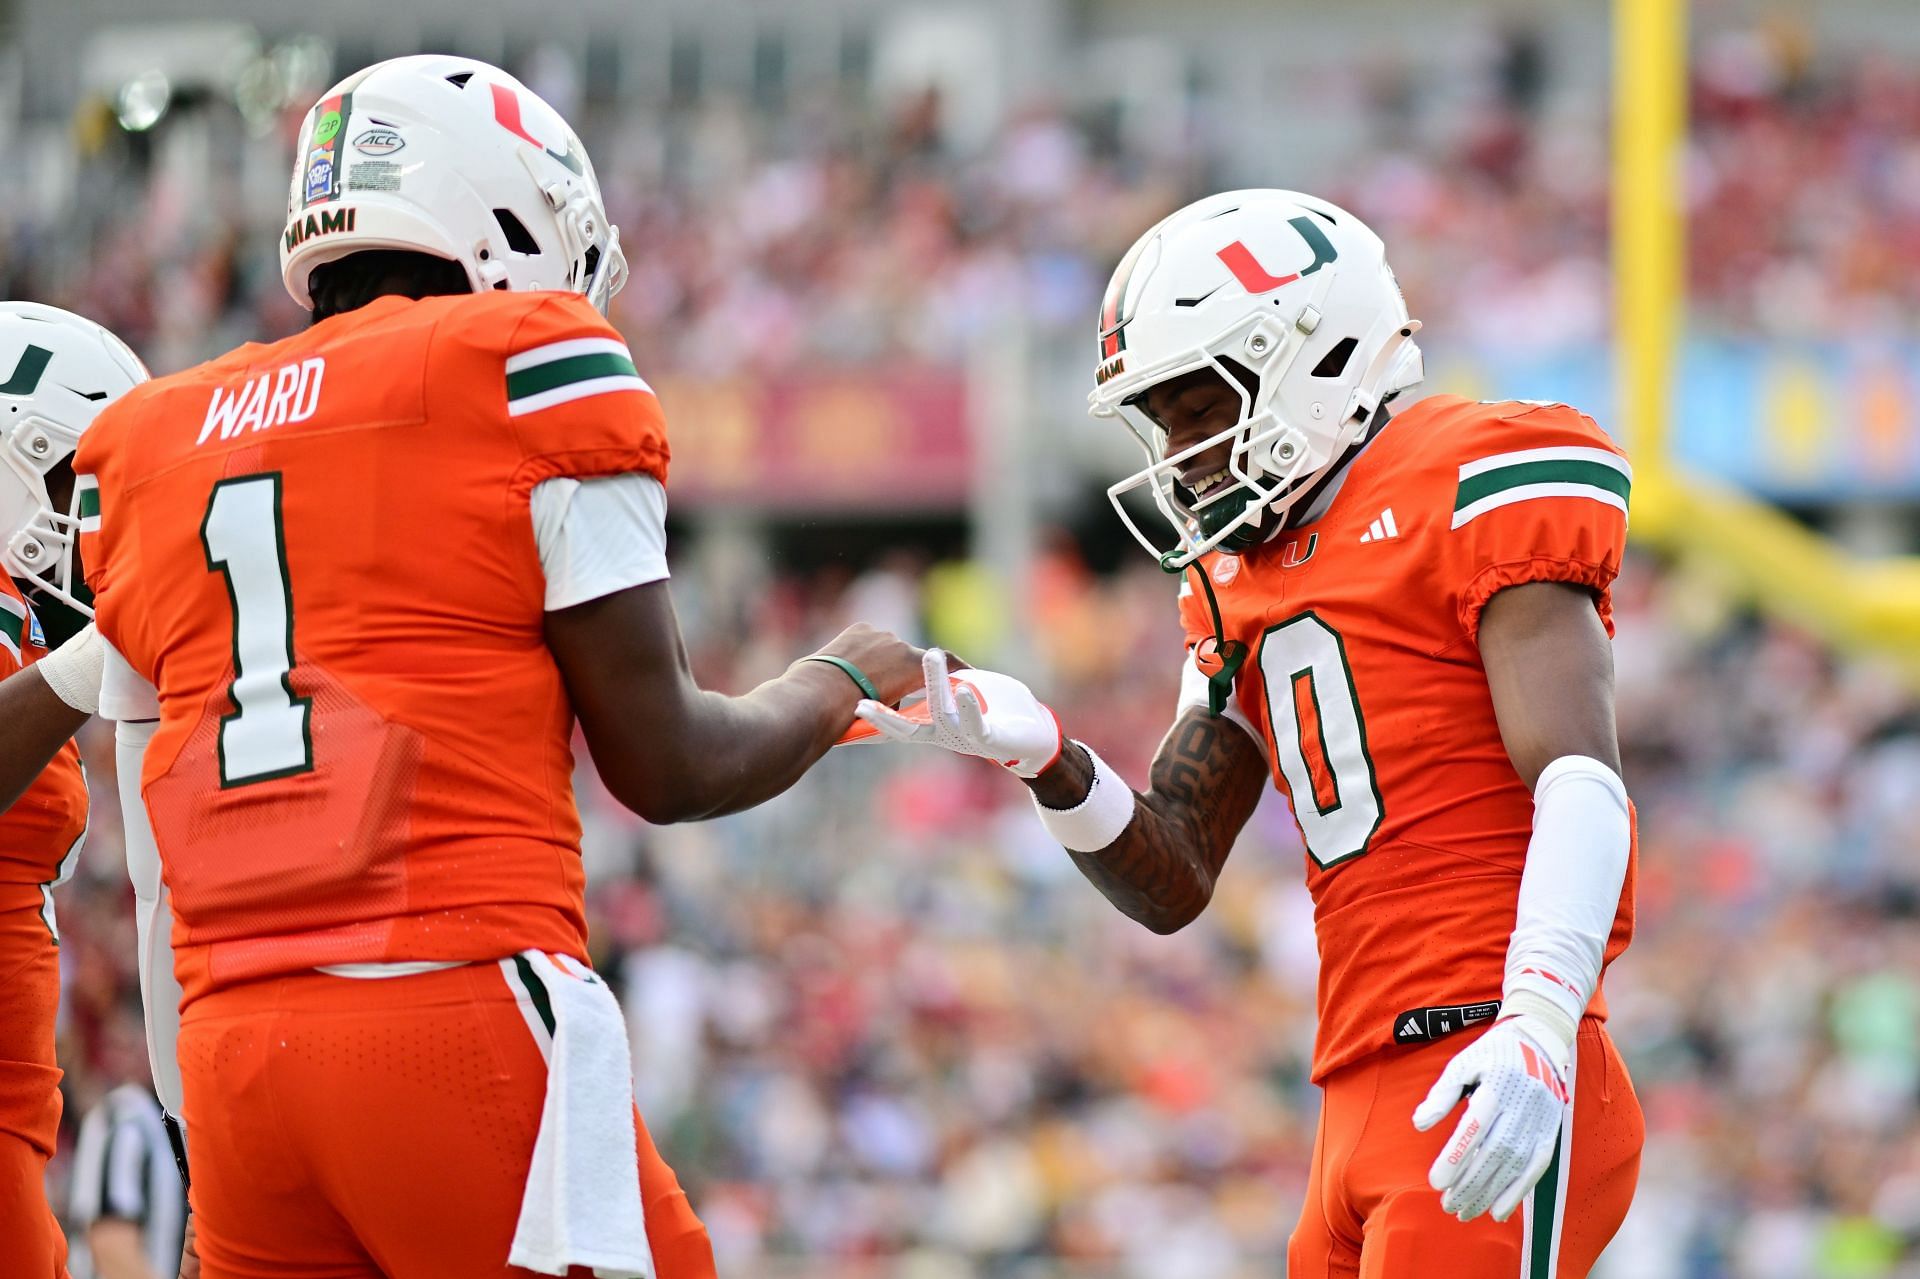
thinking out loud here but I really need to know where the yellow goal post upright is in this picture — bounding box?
[1612,0,1920,684]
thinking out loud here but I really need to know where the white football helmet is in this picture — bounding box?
[1089,190,1424,567]
[0,303,147,616]
[279,54,627,314]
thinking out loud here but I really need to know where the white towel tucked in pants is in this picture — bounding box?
[502,951,655,1279]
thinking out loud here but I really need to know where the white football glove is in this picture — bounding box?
[34,621,105,716]
[1411,1014,1571,1223]
[852,648,1064,778]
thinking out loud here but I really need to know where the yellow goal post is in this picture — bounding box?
[1613,0,1920,684]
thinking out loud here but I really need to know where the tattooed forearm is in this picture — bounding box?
[1025,709,1268,934]
[1160,715,1212,803]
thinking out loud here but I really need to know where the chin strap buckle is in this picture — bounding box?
[1174,554,1250,718]
[1193,636,1248,717]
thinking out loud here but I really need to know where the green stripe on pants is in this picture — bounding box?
[511,953,557,1037]
[1528,1132,1564,1279]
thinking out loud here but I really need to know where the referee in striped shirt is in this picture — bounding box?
[68,1083,185,1279]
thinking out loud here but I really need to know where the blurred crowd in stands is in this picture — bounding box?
[46,544,1920,1279]
[1333,25,1920,359]
[2,22,1916,377]
[21,14,1920,1279]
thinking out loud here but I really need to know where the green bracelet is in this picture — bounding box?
[801,654,880,701]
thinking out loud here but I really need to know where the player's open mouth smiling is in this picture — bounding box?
[1185,466,1234,498]
[1182,462,1228,491]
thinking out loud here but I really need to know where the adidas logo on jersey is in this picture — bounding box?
[1358,508,1400,543]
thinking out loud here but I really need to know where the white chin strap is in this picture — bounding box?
[1355,320,1425,407]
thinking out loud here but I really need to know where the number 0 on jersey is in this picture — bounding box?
[1258,612,1383,867]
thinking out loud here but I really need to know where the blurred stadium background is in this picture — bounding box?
[13,0,1920,1275]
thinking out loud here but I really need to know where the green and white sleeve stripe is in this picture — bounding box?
[505,337,650,417]
[1452,447,1631,530]
[0,593,26,663]
[76,474,100,533]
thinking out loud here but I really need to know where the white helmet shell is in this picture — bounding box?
[1089,189,1424,566]
[0,303,147,616]
[279,55,627,314]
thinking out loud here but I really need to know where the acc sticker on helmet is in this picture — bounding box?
[352,129,404,156]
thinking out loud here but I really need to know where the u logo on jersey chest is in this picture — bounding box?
[1281,533,1318,568]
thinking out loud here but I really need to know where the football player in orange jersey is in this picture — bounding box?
[0,302,147,1279]
[858,190,1642,1278]
[64,55,924,1279]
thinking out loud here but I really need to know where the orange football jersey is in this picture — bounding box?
[1178,395,1636,1082]
[75,291,669,1004]
[0,577,88,893]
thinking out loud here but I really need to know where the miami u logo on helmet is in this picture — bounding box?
[1216,215,1340,295]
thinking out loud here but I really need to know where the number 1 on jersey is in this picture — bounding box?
[202,474,312,786]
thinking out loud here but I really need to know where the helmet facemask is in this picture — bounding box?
[1101,274,1356,569]
[1,410,91,616]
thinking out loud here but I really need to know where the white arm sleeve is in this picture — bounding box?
[100,644,184,1121]
[1501,755,1632,1040]
[116,715,184,1120]
[531,473,670,612]
[1175,654,1267,758]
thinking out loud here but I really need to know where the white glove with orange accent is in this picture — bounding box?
[852,648,1065,778]
[1411,1010,1571,1223]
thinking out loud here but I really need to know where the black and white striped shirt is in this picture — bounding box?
[68,1085,185,1279]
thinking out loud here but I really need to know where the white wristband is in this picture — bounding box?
[1033,742,1137,852]
[1499,989,1577,1060]
[35,622,104,716]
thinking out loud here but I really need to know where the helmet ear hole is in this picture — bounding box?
[1311,337,1360,379]
[492,209,541,255]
